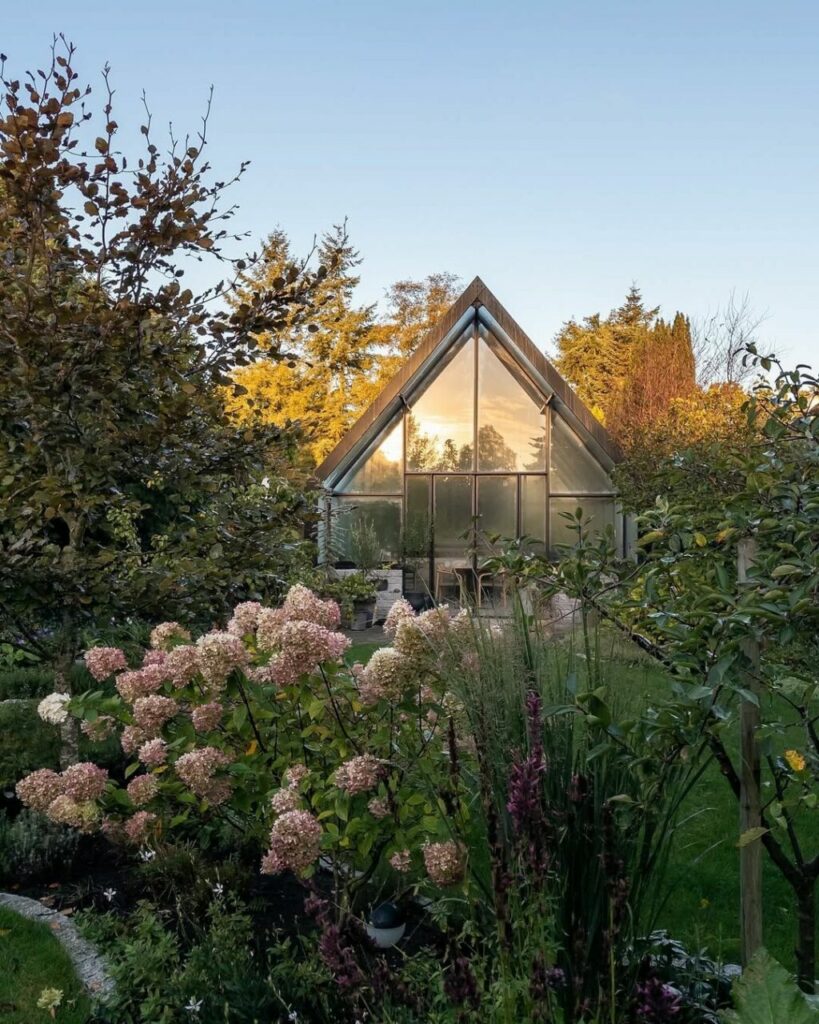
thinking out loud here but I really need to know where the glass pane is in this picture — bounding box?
[477,476,516,548]
[549,497,615,557]
[404,476,431,587]
[406,331,475,471]
[434,476,473,559]
[331,497,401,565]
[337,417,403,493]
[521,475,546,547]
[478,333,546,471]
[550,413,613,493]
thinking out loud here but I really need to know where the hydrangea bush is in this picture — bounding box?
[17,588,472,899]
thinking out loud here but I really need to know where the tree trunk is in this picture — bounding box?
[738,538,763,965]
[55,654,79,769]
[796,879,816,993]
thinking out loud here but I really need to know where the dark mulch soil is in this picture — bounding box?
[5,828,444,962]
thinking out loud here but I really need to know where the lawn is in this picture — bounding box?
[0,907,90,1024]
[349,628,809,971]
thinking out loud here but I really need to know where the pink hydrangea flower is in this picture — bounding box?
[383,598,415,638]
[127,774,159,806]
[227,601,264,637]
[394,607,451,668]
[62,762,108,801]
[132,695,177,737]
[138,737,168,766]
[284,764,309,788]
[423,841,466,886]
[121,724,146,756]
[142,649,167,668]
[270,787,300,815]
[356,647,410,704]
[368,796,389,819]
[81,715,116,742]
[165,644,200,688]
[334,754,384,796]
[260,809,322,875]
[255,607,288,652]
[281,584,341,629]
[266,620,350,686]
[175,746,232,803]
[123,810,157,845]
[47,794,99,832]
[191,701,223,733]
[390,849,411,873]
[115,666,166,704]
[16,769,64,813]
[84,646,128,681]
[196,631,248,690]
[149,621,191,651]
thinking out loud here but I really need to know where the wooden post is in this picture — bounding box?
[738,537,763,965]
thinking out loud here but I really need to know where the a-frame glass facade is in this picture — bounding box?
[324,310,620,578]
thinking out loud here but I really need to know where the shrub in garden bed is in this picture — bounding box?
[0,666,55,701]
[0,700,60,794]
[0,808,81,885]
[16,586,718,1022]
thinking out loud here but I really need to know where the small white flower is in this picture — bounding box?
[37,692,71,725]
[212,882,224,897]
[103,888,117,902]
[185,996,203,1014]
[139,847,156,862]
[288,1012,299,1023]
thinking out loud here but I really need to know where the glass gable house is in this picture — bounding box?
[317,279,626,592]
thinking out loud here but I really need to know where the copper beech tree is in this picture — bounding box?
[0,40,341,691]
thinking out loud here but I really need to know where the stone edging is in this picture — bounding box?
[0,891,114,1002]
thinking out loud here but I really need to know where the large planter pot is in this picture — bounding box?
[366,901,406,948]
[404,591,432,613]
[348,599,376,631]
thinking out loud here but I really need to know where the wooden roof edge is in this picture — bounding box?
[315,276,621,483]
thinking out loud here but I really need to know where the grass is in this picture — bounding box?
[346,641,384,666]
[0,907,90,1024]
[560,630,816,970]
[348,625,812,971]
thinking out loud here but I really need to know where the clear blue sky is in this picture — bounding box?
[5,1,819,367]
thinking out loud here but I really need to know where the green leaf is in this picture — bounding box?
[771,564,801,578]
[737,826,769,848]
[720,949,818,1023]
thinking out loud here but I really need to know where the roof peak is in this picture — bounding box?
[315,279,621,482]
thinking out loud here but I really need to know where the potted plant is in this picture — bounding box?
[346,516,381,628]
[400,514,432,612]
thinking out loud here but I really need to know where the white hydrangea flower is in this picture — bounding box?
[37,692,71,725]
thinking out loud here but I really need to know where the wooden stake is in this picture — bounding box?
[738,537,763,965]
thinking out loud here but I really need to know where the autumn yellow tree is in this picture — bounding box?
[368,272,461,386]
[225,225,380,465]
[227,238,459,466]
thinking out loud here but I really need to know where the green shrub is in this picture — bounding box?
[0,667,55,701]
[0,700,59,792]
[0,809,80,883]
[79,897,338,1024]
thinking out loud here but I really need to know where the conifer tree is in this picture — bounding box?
[554,286,699,441]
[227,257,460,466]
[368,272,461,383]
[226,224,379,464]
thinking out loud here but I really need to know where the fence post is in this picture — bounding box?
[737,537,762,965]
